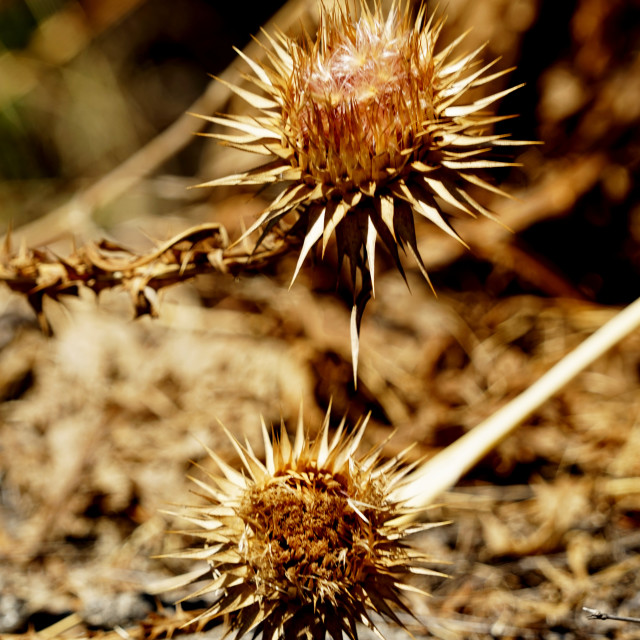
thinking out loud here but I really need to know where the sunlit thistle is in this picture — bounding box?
[168,411,445,640]
[198,0,527,371]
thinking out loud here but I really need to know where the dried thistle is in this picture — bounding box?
[168,410,445,640]
[198,0,528,371]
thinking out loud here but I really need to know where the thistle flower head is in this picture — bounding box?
[169,411,444,640]
[200,0,527,370]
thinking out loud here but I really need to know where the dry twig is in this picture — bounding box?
[395,294,640,509]
[583,607,640,624]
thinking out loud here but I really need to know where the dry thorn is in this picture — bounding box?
[0,223,293,333]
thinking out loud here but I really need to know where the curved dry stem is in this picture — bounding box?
[395,294,640,509]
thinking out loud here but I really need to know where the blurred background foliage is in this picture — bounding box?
[0,0,285,224]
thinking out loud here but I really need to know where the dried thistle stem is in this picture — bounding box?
[395,294,640,509]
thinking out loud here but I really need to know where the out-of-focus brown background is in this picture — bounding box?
[1,0,640,638]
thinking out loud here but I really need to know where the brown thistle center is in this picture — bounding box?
[284,15,435,190]
[241,472,379,600]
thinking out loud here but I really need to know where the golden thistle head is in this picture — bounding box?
[168,411,445,640]
[200,0,527,368]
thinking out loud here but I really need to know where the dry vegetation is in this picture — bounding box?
[1,0,640,638]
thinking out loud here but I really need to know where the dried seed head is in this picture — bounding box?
[286,3,437,190]
[199,0,529,370]
[168,411,445,640]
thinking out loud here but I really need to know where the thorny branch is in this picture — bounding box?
[0,222,293,333]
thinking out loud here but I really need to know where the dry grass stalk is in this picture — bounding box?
[395,294,640,511]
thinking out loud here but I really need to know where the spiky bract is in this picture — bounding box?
[199,0,526,371]
[170,412,444,640]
